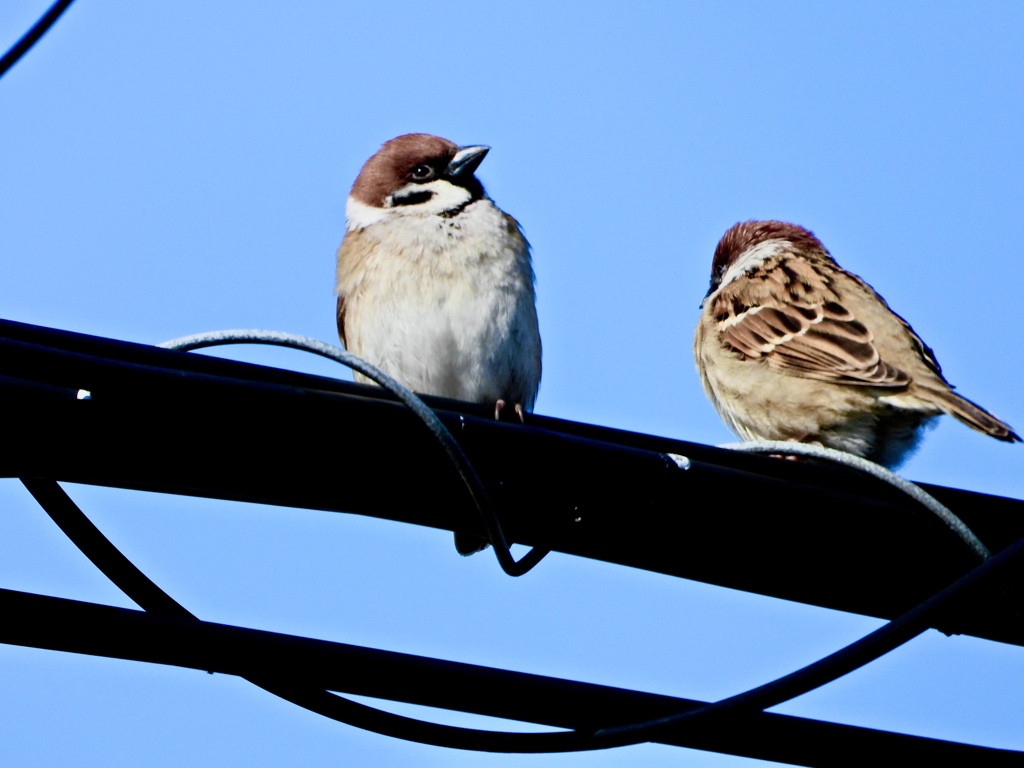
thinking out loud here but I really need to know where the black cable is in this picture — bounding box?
[151,333,1022,745]
[21,474,1024,753]
[20,478,589,752]
[257,684,593,753]
[590,532,1024,746]
[1,3,1016,753]
[7,327,1016,754]
[0,0,76,80]
[8,587,1024,764]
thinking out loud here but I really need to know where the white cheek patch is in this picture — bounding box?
[389,179,473,215]
[346,197,390,229]
[345,181,473,232]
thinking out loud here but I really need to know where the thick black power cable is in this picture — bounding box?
[0,0,76,80]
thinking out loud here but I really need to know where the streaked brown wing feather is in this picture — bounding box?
[713,259,910,388]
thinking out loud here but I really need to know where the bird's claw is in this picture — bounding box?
[494,399,526,423]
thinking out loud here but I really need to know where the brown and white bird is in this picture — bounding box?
[694,220,1019,468]
[336,134,541,552]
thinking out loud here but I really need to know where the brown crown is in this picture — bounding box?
[350,134,461,207]
[712,220,828,275]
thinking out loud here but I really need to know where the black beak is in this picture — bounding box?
[446,145,489,178]
[700,277,719,309]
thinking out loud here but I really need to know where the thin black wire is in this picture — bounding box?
[159,330,549,577]
[0,0,76,80]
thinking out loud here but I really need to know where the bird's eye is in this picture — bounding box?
[410,164,436,182]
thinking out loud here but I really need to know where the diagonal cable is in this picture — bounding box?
[0,0,76,80]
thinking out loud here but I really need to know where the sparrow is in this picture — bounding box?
[336,133,541,553]
[694,220,1020,468]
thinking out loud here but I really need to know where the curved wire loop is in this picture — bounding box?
[720,440,990,561]
[19,334,1021,753]
[159,330,549,577]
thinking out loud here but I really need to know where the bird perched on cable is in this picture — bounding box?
[694,220,1019,468]
[336,133,541,553]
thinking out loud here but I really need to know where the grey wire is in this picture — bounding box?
[720,440,990,561]
[158,330,548,576]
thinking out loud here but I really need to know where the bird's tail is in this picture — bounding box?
[924,388,1021,443]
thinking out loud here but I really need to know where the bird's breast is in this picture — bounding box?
[337,200,540,406]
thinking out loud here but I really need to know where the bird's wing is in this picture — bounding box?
[843,271,944,379]
[336,293,347,348]
[335,229,370,350]
[710,257,910,387]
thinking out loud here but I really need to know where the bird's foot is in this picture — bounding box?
[769,437,822,461]
[494,399,526,423]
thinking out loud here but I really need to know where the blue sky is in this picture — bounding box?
[1,2,1023,766]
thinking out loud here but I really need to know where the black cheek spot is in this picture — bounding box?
[393,190,435,207]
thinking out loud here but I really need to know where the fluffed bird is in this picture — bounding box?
[336,133,541,553]
[694,220,1019,467]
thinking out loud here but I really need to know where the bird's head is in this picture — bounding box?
[703,220,828,305]
[346,134,489,229]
